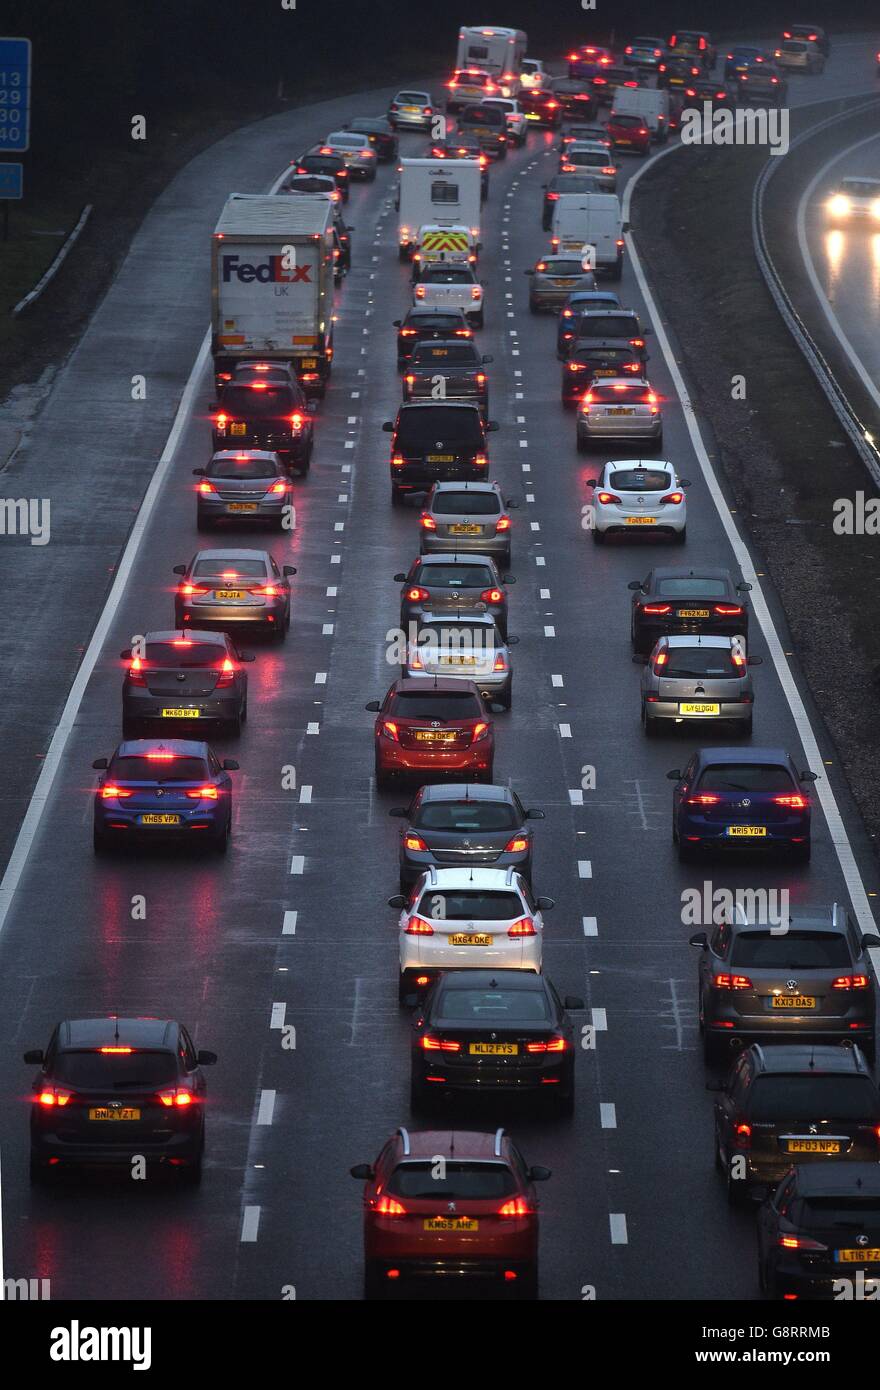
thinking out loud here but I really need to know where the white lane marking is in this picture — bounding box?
[517,415,526,423]
[338,493,348,502]
[282,910,298,935]
[344,440,355,448]
[299,785,312,804]
[315,672,327,684]
[528,495,537,504]
[609,1213,628,1245]
[578,860,592,879]
[334,521,345,530]
[270,1002,286,1029]
[592,1007,607,1031]
[306,722,320,735]
[347,415,357,424]
[257,1090,276,1126]
[582,916,598,937]
[521,462,531,471]
[796,131,880,414]
[569,789,584,805]
[241,1207,261,1242]
[600,1103,617,1129]
[559,723,572,738]
[530,521,540,531]
[322,623,334,635]
[290,855,305,875]
[544,625,555,637]
[331,554,341,564]
[624,149,879,938]
[326,586,337,596]
[551,674,564,687]
[540,587,550,598]
[342,463,352,473]
[535,556,545,565]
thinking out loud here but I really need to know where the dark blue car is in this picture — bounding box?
[668,747,817,863]
[92,739,238,854]
[556,290,621,357]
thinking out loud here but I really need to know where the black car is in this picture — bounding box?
[346,116,398,161]
[383,401,498,504]
[550,77,599,118]
[757,1162,880,1300]
[395,551,513,639]
[562,341,645,404]
[542,172,603,230]
[568,309,650,365]
[394,307,474,366]
[409,970,583,1116]
[520,87,563,128]
[692,903,880,1064]
[682,78,736,111]
[120,629,253,736]
[709,1044,880,1204]
[212,380,315,473]
[25,1016,217,1183]
[595,66,636,104]
[390,782,545,890]
[429,135,490,200]
[657,56,702,88]
[629,567,752,652]
[292,151,350,200]
[403,339,492,412]
[456,103,508,160]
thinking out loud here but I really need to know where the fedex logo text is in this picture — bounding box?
[222,255,311,284]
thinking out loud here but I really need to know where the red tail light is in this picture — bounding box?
[381,721,399,742]
[404,834,428,852]
[38,1088,72,1107]
[406,586,430,602]
[495,516,511,532]
[178,583,210,596]
[158,1089,196,1108]
[420,1035,460,1051]
[601,166,616,175]
[734,1123,752,1149]
[492,653,507,672]
[779,1235,827,1251]
[504,836,528,852]
[252,584,281,597]
[526,1037,567,1053]
[127,656,147,686]
[774,794,807,809]
[374,1195,406,1216]
[186,785,219,801]
[419,515,437,530]
[653,651,668,669]
[101,785,133,800]
[268,479,288,495]
[499,1197,533,1216]
[547,191,560,202]
[480,588,503,604]
[475,372,486,385]
[713,973,753,990]
[508,916,536,938]
[391,455,406,469]
[214,413,228,431]
[686,793,721,805]
[470,287,481,301]
[642,603,671,614]
[471,721,490,744]
[714,604,743,616]
[404,375,415,386]
[415,285,426,298]
[405,915,435,936]
[197,480,217,496]
[630,338,645,348]
[596,492,621,505]
[290,413,304,429]
[399,328,417,337]
[99,1045,133,1053]
[660,492,684,505]
[832,975,870,990]
[216,657,237,688]
[569,363,588,375]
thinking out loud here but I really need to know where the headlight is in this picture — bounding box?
[871,199,880,220]
[828,194,851,217]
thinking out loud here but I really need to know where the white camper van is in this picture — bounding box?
[397,159,482,259]
[456,25,527,95]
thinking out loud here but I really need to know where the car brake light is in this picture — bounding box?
[38,1088,72,1107]
[660,492,683,505]
[508,916,536,937]
[492,653,507,672]
[474,454,488,468]
[420,1035,460,1051]
[495,516,511,532]
[399,328,417,336]
[475,372,486,385]
[374,1195,406,1215]
[381,721,399,742]
[504,836,528,852]
[713,973,753,989]
[405,915,434,936]
[158,1089,196,1107]
[596,492,621,505]
[832,975,870,990]
[526,1037,567,1053]
[570,364,587,374]
[470,287,481,300]
[686,793,721,805]
[499,1197,532,1216]
[734,1123,752,1149]
[419,514,437,530]
[404,834,428,852]
[268,479,288,495]
[779,1234,827,1251]
[415,286,425,298]
[713,604,743,616]
[391,455,406,469]
[100,785,134,799]
[653,651,668,668]
[404,374,415,386]
[186,785,219,801]
[251,584,281,597]
[642,603,672,614]
[480,588,503,603]
[127,655,147,685]
[290,412,304,430]
[471,721,490,744]
[406,586,430,602]
[774,794,807,809]
[216,657,237,687]
[602,166,616,175]
[178,583,210,596]
[197,480,217,496]
[214,413,228,431]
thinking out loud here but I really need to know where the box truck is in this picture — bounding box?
[398,159,482,259]
[211,194,336,396]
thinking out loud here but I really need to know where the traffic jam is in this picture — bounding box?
[6,15,880,1316]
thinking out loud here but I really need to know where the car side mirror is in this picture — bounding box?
[585,478,598,487]
[172,564,186,575]
[120,648,133,659]
[365,700,381,712]
[747,655,763,666]
[507,635,520,646]
[389,807,408,817]
[388,895,407,909]
[861,933,880,948]
[192,467,206,476]
[622,220,631,232]
[666,769,681,780]
[196,1050,218,1066]
[393,573,407,583]
[632,654,648,664]
[92,757,108,770]
[679,478,692,487]
[382,421,393,432]
[525,808,545,819]
[392,319,402,327]
[800,770,818,782]
[528,1165,552,1182]
[705,1080,726,1093]
[737,581,753,592]
[307,400,318,413]
[506,498,519,509]
[489,702,506,714]
[23,1049,44,1065]
[563,995,584,1011]
[536,895,555,910]
[283,565,297,576]
[627,580,643,591]
[689,931,708,949]
[222,759,239,771]
[482,355,493,364]
[503,574,516,584]
[349,1164,374,1180]
[523,269,535,275]
[238,651,256,663]
[487,421,499,431]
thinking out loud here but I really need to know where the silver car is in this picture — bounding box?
[526,254,597,312]
[774,39,824,72]
[560,142,618,190]
[402,611,516,708]
[389,89,435,129]
[825,176,880,225]
[419,480,516,566]
[636,634,762,736]
[172,548,296,641]
[193,451,291,531]
[576,376,662,450]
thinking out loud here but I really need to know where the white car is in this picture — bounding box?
[392,866,550,1000]
[561,141,618,190]
[773,39,824,72]
[482,97,528,146]
[577,377,662,453]
[519,58,546,90]
[402,611,515,707]
[586,457,689,544]
[414,261,484,327]
[320,131,377,179]
[825,177,880,225]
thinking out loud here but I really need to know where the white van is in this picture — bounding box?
[397,159,482,259]
[610,86,670,141]
[550,192,626,279]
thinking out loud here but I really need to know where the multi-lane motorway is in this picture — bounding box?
[1,38,879,1302]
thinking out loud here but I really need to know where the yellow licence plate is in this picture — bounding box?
[228,502,258,513]
[215,589,245,600]
[595,368,616,376]
[786,1139,841,1154]
[230,423,247,435]
[606,407,635,415]
[469,1041,518,1055]
[677,608,710,618]
[617,138,632,144]
[451,524,481,534]
[679,702,719,715]
[626,516,657,525]
[403,105,420,112]
[449,933,493,946]
[140,814,182,826]
[442,656,477,665]
[726,825,767,837]
[415,730,456,743]
[837,1248,880,1263]
[424,1217,478,1231]
[552,278,577,286]
[427,454,455,463]
[161,708,199,718]
[772,995,816,1009]
[301,358,317,368]
[89,1108,141,1121]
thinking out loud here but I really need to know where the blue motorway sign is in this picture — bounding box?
[0,161,22,198]
[0,38,31,153]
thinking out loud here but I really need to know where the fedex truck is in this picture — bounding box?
[398,159,482,259]
[456,26,528,94]
[211,194,336,396]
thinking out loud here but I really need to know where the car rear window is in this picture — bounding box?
[460,106,505,127]
[193,558,268,578]
[208,456,282,479]
[435,986,552,1023]
[421,266,473,283]
[551,176,601,193]
[661,647,739,677]
[542,260,588,275]
[573,347,636,364]
[431,491,500,515]
[388,1161,517,1199]
[568,149,607,166]
[389,692,482,720]
[576,315,640,337]
[655,577,729,597]
[730,931,852,970]
[53,1051,179,1088]
[609,466,670,488]
[415,890,524,920]
[412,345,479,367]
[397,92,427,103]
[696,764,795,794]
[412,562,494,587]
[414,801,518,832]
[799,1198,880,1227]
[589,384,652,404]
[396,408,483,447]
[418,624,498,652]
[327,134,364,148]
[611,114,646,128]
[109,754,210,782]
[749,1076,880,1123]
[783,41,808,52]
[408,313,466,331]
[221,385,297,417]
[143,642,224,667]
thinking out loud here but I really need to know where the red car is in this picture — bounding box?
[520,87,562,128]
[606,109,651,155]
[350,1127,551,1298]
[366,678,497,791]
